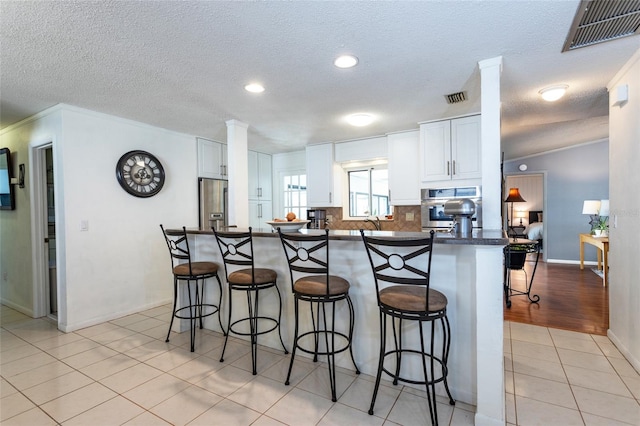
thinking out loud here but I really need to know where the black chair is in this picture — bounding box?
[213,227,288,375]
[160,225,225,352]
[278,228,359,402]
[360,230,454,425]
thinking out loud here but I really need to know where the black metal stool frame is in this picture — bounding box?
[278,228,360,402]
[160,225,225,352]
[361,230,454,425]
[213,227,288,375]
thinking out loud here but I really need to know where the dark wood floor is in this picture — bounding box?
[503,257,609,335]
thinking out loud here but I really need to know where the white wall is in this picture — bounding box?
[1,105,200,331]
[0,109,63,315]
[607,49,640,372]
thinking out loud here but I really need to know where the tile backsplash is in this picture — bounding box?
[322,205,421,232]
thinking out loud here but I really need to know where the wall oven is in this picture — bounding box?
[421,186,482,230]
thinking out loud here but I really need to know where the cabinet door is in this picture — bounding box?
[451,115,481,180]
[451,115,482,179]
[197,138,225,179]
[306,144,340,207]
[420,121,451,182]
[248,151,259,199]
[248,151,273,200]
[249,200,272,229]
[258,152,272,200]
[388,130,420,205]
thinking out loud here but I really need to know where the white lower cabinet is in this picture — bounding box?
[249,200,272,229]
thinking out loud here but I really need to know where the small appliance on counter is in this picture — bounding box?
[306,209,326,229]
[444,198,476,236]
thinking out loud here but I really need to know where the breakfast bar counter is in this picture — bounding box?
[168,227,507,426]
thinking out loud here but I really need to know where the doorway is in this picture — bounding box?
[504,173,546,260]
[30,142,57,321]
[44,147,56,318]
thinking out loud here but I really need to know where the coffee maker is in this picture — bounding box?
[307,209,326,229]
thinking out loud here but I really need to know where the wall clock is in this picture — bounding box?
[115,150,165,198]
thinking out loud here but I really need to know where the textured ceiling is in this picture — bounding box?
[1,1,638,160]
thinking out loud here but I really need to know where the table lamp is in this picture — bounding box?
[504,188,526,228]
[516,210,526,226]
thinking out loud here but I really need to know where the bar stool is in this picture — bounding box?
[160,225,225,352]
[213,227,288,375]
[278,229,360,402]
[360,230,454,425]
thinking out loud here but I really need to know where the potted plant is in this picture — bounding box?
[504,243,529,270]
[593,216,609,237]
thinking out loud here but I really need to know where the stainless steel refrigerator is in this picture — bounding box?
[198,178,228,230]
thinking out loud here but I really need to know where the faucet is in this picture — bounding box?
[365,216,381,231]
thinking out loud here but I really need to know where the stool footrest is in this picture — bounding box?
[173,304,221,320]
[227,316,280,337]
[381,349,449,387]
[294,330,353,357]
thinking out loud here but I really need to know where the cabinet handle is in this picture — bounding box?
[220,165,224,176]
[258,204,262,218]
[329,192,332,203]
[224,165,227,176]
[259,187,262,198]
[447,161,450,176]
[453,160,456,175]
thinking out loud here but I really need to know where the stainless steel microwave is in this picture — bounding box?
[421,186,482,230]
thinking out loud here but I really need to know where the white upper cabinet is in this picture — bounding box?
[387,130,420,205]
[248,150,272,200]
[306,143,342,207]
[419,115,481,182]
[197,138,227,179]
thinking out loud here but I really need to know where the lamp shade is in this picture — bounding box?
[504,188,526,203]
[516,210,526,219]
[599,199,610,216]
[582,200,600,215]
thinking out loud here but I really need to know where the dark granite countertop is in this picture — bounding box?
[167,227,508,246]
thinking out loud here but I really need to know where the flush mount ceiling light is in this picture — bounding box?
[346,113,374,127]
[539,85,568,102]
[244,83,265,93]
[334,55,359,68]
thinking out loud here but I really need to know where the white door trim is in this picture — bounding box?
[29,139,53,319]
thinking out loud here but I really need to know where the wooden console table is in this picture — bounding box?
[579,233,609,286]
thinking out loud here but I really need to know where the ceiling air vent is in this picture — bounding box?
[445,91,466,104]
[562,0,640,52]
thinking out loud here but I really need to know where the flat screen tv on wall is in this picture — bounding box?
[0,147,15,210]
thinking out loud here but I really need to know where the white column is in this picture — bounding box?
[225,119,249,228]
[478,56,503,231]
[476,56,505,426]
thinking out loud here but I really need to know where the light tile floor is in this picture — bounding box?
[1,305,638,425]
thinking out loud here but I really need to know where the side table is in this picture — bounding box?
[579,233,609,286]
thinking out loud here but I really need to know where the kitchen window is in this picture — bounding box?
[347,167,390,218]
[282,172,307,220]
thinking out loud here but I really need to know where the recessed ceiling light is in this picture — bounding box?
[346,113,374,127]
[334,55,359,69]
[539,85,568,102]
[244,83,265,93]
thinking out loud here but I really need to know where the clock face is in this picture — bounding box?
[116,150,165,198]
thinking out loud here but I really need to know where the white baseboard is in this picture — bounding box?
[59,299,172,333]
[0,298,35,317]
[607,330,640,375]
